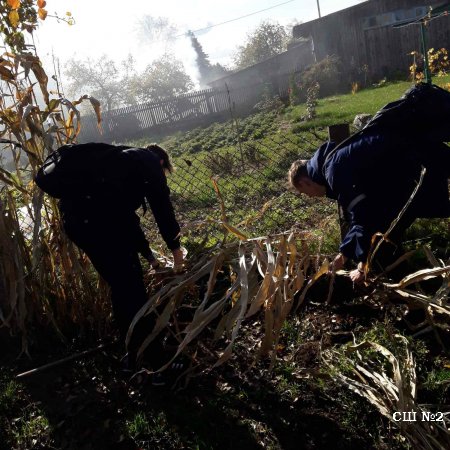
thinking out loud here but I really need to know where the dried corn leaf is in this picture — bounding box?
[324,336,450,450]
[385,266,450,289]
[31,59,49,105]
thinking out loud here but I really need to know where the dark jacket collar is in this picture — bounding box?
[306,141,337,198]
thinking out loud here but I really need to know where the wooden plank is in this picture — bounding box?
[328,124,350,144]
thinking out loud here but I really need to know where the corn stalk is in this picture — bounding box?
[127,230,328,373]
[323,336,450,450]
[0,0,105,352]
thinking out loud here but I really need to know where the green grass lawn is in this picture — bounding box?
[130,74,450,155]
[289,75,450,132]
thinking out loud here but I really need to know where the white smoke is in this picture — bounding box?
[173,34,201,90]
[136,15,201,89]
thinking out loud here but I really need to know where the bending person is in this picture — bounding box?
[288,133,450,283]
[58,144,183,368]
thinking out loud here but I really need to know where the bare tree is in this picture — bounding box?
[65,55,136,112]
[136,15,178,46]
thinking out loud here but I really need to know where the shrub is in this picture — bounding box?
[300,55,343,97]
[203,151,235,177]
[409,47,450,82]
[254,84,284,113]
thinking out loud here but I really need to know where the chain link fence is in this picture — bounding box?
[141,127,342,255]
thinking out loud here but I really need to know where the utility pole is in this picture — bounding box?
[316,0,322,18]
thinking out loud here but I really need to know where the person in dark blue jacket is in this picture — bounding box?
[59,144,184,367]
[288,133,450,283]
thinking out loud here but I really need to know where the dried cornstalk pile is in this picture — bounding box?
[324,255,450,450]
[128,230,450,448]
[366,246,450,335]
[383,263,450,334]
[323,336,450,450]
[129,229,450,371]
[127,231,329,372]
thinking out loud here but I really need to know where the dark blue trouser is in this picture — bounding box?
[60,211,166,365]
[61,215,145,337]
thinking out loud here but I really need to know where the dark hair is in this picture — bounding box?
[287,159,308,190]
[147,144,173,174]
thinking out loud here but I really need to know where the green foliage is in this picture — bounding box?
[420,358,450,405]
[289,74,450,132]
[288,73,301,106]
[130,53,194,102]
[424,366,450,390]
[253,84,284,113]
[332,389,390,447]
[304,82,320,121]
[138,110,281,156]
[0,377,20,414]
[0,374,53,449]
[300,55,343,97]
[405,218,450,256]
[13,413,52,448]
[125,411,183,447]
[126,412,151,438]
[233,20,289,70]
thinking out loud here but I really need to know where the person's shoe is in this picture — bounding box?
[151,358,189,387]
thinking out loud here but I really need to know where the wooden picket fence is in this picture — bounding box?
[78,77,292,144]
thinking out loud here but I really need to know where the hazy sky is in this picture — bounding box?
[34,0,364,84]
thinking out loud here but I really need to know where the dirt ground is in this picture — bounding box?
[1,274,447,449]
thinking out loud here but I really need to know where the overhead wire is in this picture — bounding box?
[394,9,450,29]
[174,0,298,38]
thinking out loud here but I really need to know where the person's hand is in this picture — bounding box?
[349,268,365,284]
[330,253,347,273]
[172,248,185,273]
[349,262,365,285]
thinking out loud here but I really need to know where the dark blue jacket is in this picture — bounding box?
[124,148,180,252]
[306,133,450,262]
[60,147,180,256]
